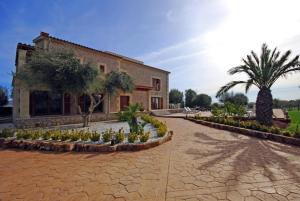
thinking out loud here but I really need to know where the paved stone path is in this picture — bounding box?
[1,118,300,201]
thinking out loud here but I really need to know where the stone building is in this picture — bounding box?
[13,32,169,127]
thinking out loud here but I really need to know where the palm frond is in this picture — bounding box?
[251,51,260,66]
[216,81,246,98]
[218,43,300,96]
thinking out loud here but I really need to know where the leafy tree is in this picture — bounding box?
[216,43,300,125]
[17,49,134,127]
[169,89,183,104]
[193,94,212,109]
[0,86,8,106]
[185,89,197,107]
[233,93,248,105]
[219,92,248,105]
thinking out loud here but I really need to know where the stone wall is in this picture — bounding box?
[121,60,169,110]
[14,113,118,128]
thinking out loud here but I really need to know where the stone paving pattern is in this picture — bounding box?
[0,118,300,201]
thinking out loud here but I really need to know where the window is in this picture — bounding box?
[78,94,103,113]
[152,78,161,91]
[99,64,105,73]
[151,97,163,110]
[30,91,63,116]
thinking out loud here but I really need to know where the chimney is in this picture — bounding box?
[40,32,49,37]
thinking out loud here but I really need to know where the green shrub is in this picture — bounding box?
[31,130,42,140]
[50,130,61,140]
[0,128,14,138]
[60,131,70,141]
[294,124,300,138]
[282,130,292,137]
[269,126,281,134]
[102,128,113,143]
[128,132,138,143]
[69,130,80,141]
[157,123,167,137]
[16,129,31,140]
[42,130,51,140]
[140,131,150,143]
[141,115,168,137]
[79,130,90,141]
[115,128,125,143]
[90,131,100,142]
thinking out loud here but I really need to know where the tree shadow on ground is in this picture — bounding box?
[186,132,300,185]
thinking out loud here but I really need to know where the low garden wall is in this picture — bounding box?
[187,118,300,147]
[151,108,184,116]
[0,131,173,152]
[13,113,118,128]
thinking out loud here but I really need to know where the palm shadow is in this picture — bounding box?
[186,132,300,185]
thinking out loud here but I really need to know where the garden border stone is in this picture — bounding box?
[0,131,173,152]
[187,118,300,147]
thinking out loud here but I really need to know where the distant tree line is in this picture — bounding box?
[0,86,8,106]
[169,89,249,110]
[169,88,212,109]
[273,98,300,110]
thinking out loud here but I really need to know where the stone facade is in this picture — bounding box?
[13,32,170,128]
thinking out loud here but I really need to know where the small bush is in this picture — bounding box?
[294,124,300,138]
[140,131,150,143]
[157,123,167,137]
[60,131,70,141]
[115,128,125,143]
[90,131,100,142]
[269,126,281,134]
[79,130,90,141]
[16,129,31,140]
[102,128,113,143]
[70,131,80,141]
[50,130,61,140]
[31,130,42,140]
[128,132,138,143]
[42,130,51,140]
[141,115,168,137]
[0,128,14,138]
[282,130,292,137]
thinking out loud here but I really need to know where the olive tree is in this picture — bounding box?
[17,49,134,127]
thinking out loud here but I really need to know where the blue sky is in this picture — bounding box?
[1,0,300,102]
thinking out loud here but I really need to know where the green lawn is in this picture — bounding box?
[287,110,300,133]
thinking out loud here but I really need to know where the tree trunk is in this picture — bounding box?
[83,115,89,127]
[106,95,110,120]
[78,94,104,127]
[256,87,273,126]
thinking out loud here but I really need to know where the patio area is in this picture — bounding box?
[0,117,300,201]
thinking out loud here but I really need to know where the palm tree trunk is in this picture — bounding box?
[256,87,273,126]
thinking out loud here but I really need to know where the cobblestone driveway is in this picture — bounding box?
[0,118,300,201]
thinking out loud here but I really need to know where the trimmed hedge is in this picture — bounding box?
[141,115,168,137]
[195,116,300,138]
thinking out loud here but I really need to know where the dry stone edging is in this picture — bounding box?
[0,131,173,152]
[186,118,300,147]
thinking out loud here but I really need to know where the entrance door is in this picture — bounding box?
[120,96,130,111]
[151,97,163,110]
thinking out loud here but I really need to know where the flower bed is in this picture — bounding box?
[189,117,300,147]
[0,116,173,152]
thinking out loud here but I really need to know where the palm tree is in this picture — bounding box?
[117,103,141,132]
[216,43,300,125]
